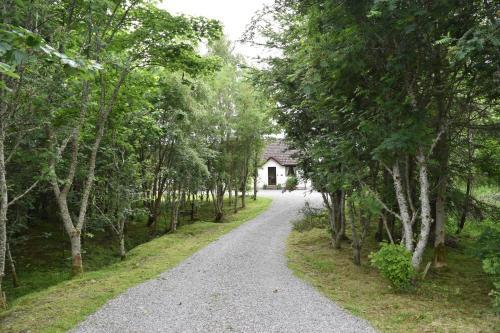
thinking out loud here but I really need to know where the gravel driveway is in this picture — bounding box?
[73,190,376,333]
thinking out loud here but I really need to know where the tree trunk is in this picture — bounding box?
[333,190,346,249]
[328,205,337,247]
[434,138,449,268]
[215,191,224,222]
[433,223,446,268]
[118,217,126,260]
[6,242,19,288]
[376,169,391,242]
[212,181,225,222]
[70,230,83,275]
[52,190,84,276]
[252,151,258,200]
[234,187,238,213]
[47,81,88,276]
[322,191,337,248]
[170,188,180,232]
[190,193,196,221]
[458,128,473,234]
[375,216,384,242]
[75,71,128,232]
[380,213,394,244]
[353,243,361,266]
[241,187,246,208]
[119,235,126,260]
[253,175,257,201]
[242,176,247,208]
[412,148,433,269]
[175,198,180,230]
[392,161,413,252]
[348,201,362,266]
[458,175,472,233]
[0,124,7,307]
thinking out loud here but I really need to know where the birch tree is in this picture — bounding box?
[250,0,498,270]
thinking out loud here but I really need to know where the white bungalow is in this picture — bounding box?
[257,141,309,189]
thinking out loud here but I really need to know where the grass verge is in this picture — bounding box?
[287,228,499,333]
[0,197,272,333]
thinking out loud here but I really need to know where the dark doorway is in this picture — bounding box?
[268,167,277,186]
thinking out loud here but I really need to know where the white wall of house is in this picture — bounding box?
[257,159,287,188]
[257,158,310,189]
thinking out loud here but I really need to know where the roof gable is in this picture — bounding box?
[261,141,298,166]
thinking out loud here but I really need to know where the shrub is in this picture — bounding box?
[474,225,500,311]
[263,184,267,190]
[483,257,500,311]
[277,183,282,190]
[370,243,416,291]
[293,202,328,232]
[285,176,298,191]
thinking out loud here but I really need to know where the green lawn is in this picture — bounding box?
[0,197,272,333]
[287,227,499,332]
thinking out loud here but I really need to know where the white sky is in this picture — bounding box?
[159,0,274,64]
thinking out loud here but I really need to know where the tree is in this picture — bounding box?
[0,21,91,306]
[249,0,498,270]
[43,2,220,275]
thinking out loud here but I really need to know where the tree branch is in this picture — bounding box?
[7,179,40,207]
[362,182,402,221]
[428,126,446,159]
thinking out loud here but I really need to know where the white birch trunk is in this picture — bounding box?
[0,124,8,306]
[412,148,433,269]
[392,161,413,252]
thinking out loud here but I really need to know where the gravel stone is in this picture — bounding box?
[73,190,377,333]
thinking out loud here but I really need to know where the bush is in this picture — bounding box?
[483,257,500,311]
[370,243,415,291]
[285,176,298,191]
[277,183,282,190]
[475,225,500,311]
[293,202,328,232]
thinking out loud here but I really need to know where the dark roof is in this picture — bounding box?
[262,141,298,166]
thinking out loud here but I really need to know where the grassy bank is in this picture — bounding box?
[287,227,499,333]
[3,197,263,302]
[0,197,272,333]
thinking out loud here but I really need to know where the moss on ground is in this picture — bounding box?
[0,197,272,333]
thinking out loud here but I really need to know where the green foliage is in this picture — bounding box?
[475,137,500,185]
[285,176,298,191]
[293,203,328,232]
[250,0,498,308]
[370,244,416,291]
[0,23,98,89]
[475,226,500,311]
[0,0,271,313]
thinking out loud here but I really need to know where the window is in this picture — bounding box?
[286,166,295,176]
